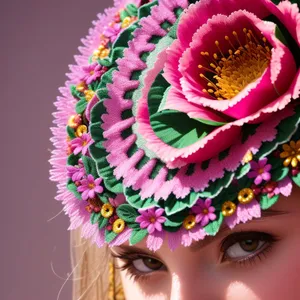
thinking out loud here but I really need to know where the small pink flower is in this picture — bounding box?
[248,158,272,185]
[67,159,85,182]
[70,133,93,156]
[77,174,103,201]
[103,23,122,43]
[81,63,107,84]
[136,208,166,234]
[191,198,216,227]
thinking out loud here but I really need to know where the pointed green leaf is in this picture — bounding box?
[204,212,224,236]
[99,217,108,229]
[105,230,118,243]
[67,126,76,139]
[82,155,98,177]
[75,99,87,114]
[271,167,289,182]
[130,229,148,245]
[116,204,139,223]
[90,212,101,225]
[260,194,279,210]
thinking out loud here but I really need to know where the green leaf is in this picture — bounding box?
[150,110,215,149]
[67,126,76,139]
[130,229,148,245]
[194,118,227,127]
[260,194,279,210]
[125,187,156,209]
[90,212,101,225]
[164,192,198,216]
[99,217,108,229]
[138,1,158,19]
[67,154,79,166]
[97,68,116,100]
[125,4,138,16]
[116,204,139,223]
[275,25,288,46]
[271,167,289,182]
[66,181,81,200]
[82,155,98,177]
[292,172,300,187]
[75,99,87,114]
[105,230,118,243]
[70,85,82,100]
[204,212,224,236]
[235,163,251,179]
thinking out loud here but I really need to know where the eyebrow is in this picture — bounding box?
[190,209,287,252]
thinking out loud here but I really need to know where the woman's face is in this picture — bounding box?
[112,189,300,300]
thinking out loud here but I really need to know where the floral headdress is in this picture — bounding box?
[50,0,300,251]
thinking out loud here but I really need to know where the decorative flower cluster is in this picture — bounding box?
[50,0,300,251]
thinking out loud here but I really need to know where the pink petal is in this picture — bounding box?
[148,223,155,234]
[154,222,162,232]
[261,172,271,181]
[147,230,165,252]
[204,198,212,208]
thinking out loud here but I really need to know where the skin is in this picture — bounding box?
[112,189,300,300]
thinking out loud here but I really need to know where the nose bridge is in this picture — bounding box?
[169,268,219,300]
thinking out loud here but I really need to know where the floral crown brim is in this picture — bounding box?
[50,0,300,251]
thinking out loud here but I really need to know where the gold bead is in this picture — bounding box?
[68,114,81,129]
[183,215,196,230]
[101,203,114,218]
[222,201,236,217]
[238,188,254,204]
[113,218,126,234]
[75,125,88,137]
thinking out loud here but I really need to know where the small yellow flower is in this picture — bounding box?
[93,45,110,60]
[76,125,88,137]
[84,90,95,102]
[101,203,114,218]
[113,218,126,234]
[68,114,82,129]
[222,201,236,217]
[121,16,137,29]
[280,140,300,168]
[238,188,254,204]
[183,215,196,230]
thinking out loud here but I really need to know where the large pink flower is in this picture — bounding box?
[151,0,300,167]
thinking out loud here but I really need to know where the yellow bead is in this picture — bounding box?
[68,114,81,129]
[113,218,126,234]
[238,188,254,204]
[101,203,114,218]
[121,17,133,29]
[75,125,88,137]
[222,201,236,217]
[183,215,196,230]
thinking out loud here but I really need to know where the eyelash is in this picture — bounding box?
[112,252,164,283]
[113,231,279,282]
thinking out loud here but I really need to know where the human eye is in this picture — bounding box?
[112,250,167,282]
[220,231,278,266]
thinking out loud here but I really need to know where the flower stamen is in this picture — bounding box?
[199,28,272,100]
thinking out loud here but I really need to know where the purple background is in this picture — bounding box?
[1,0,111,299]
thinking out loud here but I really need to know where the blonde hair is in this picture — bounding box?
[71,229,124,300]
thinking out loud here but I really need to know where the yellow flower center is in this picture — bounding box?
[101,203,114,218]
[113,218,126,234]
[88,183,95,189]
[199,28,271,100]
[280,140,300,168]
[222,201,236,217]
[90,70,95,75]
[183,215,196,230]
[238,188,254,204]
[150,217,156,223]
[203,208,208,214]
